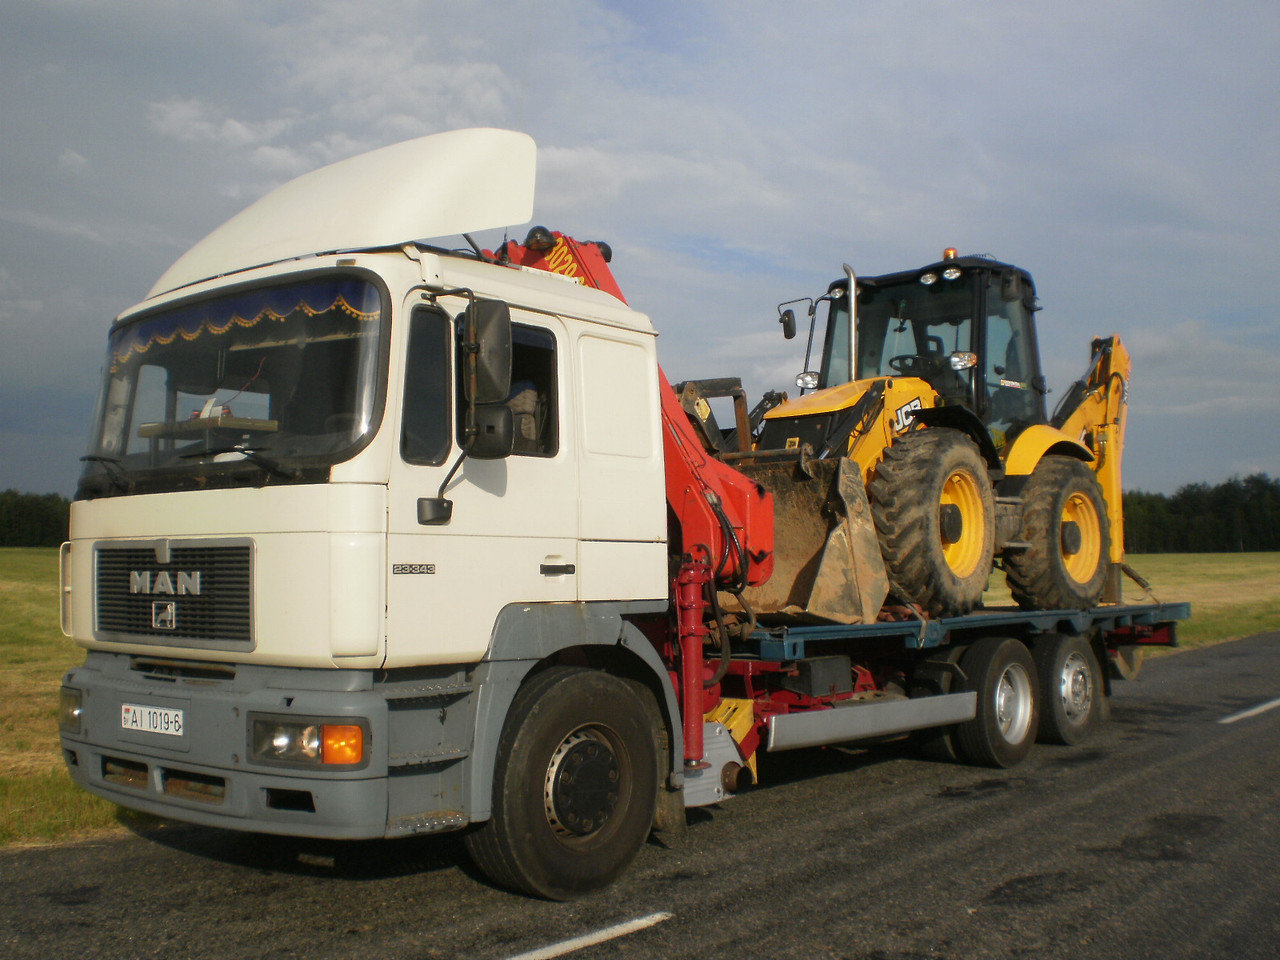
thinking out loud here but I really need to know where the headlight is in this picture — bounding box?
[795,371,820,390]
[249,715,367,767]
[59,687,83,735]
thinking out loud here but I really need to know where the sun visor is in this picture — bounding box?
[148,128,537,299]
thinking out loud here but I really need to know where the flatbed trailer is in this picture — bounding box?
[675,600,1189,807]
[751,601,1189,657]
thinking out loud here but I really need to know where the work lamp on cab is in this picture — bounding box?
[524,226,556,252]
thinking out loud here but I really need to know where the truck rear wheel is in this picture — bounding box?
[955,637,1038,768]
[1005,456,1110,610]
[464,666,658,900]
[1033,634,1102,745]
[868,428,995,617]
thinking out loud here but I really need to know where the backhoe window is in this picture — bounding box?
[982,275,1043,444]
[818,298,852,389]
[80,275,385,498]
[853,276,976,404]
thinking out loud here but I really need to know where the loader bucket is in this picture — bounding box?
[730,456,888,624]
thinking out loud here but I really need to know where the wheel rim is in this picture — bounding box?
[1060,491,1102,584]
[1058,650,1094,724]
[939,468,986,579]
[544,726,623,841]
[993,663,1034,745]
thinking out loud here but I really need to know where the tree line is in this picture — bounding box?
[1123,474,1280,553]
[0,490,71,547]
[3,475,1280,553]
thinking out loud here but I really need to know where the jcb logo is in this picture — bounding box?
[893,399,923,432]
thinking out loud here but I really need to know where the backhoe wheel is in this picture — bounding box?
[955,637,1039,768]
[463,667,658,900]
[1032,634,1102,745]
[1005,456,1110,610]
[867,428,996,617]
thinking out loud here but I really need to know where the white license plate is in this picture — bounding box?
[121,703,185,737]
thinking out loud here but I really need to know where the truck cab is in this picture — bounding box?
[61,130,676,857]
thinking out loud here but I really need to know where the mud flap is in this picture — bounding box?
[730,456,888,624]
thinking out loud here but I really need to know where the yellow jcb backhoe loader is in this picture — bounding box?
[748,250,1129,619]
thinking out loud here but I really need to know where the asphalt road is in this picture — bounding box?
[4,632,1279,960]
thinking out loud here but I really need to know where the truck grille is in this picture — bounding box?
[95,542,253,648]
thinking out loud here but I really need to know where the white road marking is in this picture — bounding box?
[1218,696,1280,725]
[503,912,673,960]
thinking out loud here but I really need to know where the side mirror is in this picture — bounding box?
[463,299,512,404]
[469,403,514,460]
[779,309,797,340]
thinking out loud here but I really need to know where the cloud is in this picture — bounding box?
[3,0,1280,495]
[57,149,90,176]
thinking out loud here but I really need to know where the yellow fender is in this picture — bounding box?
[1003,424,1093,477]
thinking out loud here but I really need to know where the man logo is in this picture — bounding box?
[152,601,177,630]
[130,571,202,595]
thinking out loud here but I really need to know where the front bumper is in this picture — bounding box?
[60,652,473,839]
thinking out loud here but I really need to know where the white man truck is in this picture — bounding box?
[59,129,1188,899]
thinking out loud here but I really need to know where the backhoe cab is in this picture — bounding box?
[760,250,1128,618]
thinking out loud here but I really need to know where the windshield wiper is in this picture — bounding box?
[80,455,133,494]
[179,443,302,481]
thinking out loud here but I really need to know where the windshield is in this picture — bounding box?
[80,274,385,498]
[851,275,977,405]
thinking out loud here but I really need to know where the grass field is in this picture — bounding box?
[2,547,1278,847]
[0,548,125,844]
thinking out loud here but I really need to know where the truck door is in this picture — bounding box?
[386,303,578,666]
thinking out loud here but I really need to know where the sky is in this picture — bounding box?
[3,0,1279,497]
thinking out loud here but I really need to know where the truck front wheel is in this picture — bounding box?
[955,637,1039,768]
[464,666,658,900]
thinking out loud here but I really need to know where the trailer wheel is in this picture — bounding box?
[1005,456,1110,610]
[464,666,658,900]
[1034,634,1102,745]
[868,428,995,617]
[955,637,1038,768]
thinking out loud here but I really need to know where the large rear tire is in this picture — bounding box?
[954,637,1039,768]
[464,667,658,900]
[868,428,996,617]
[1005,456,1110,610]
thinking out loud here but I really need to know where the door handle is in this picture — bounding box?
[539,563,576,576]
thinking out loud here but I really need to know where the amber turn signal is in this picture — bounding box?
[322,724,365,765]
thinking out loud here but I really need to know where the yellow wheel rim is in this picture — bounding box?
[940,469,985,579]
[1061,492,1102,584]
